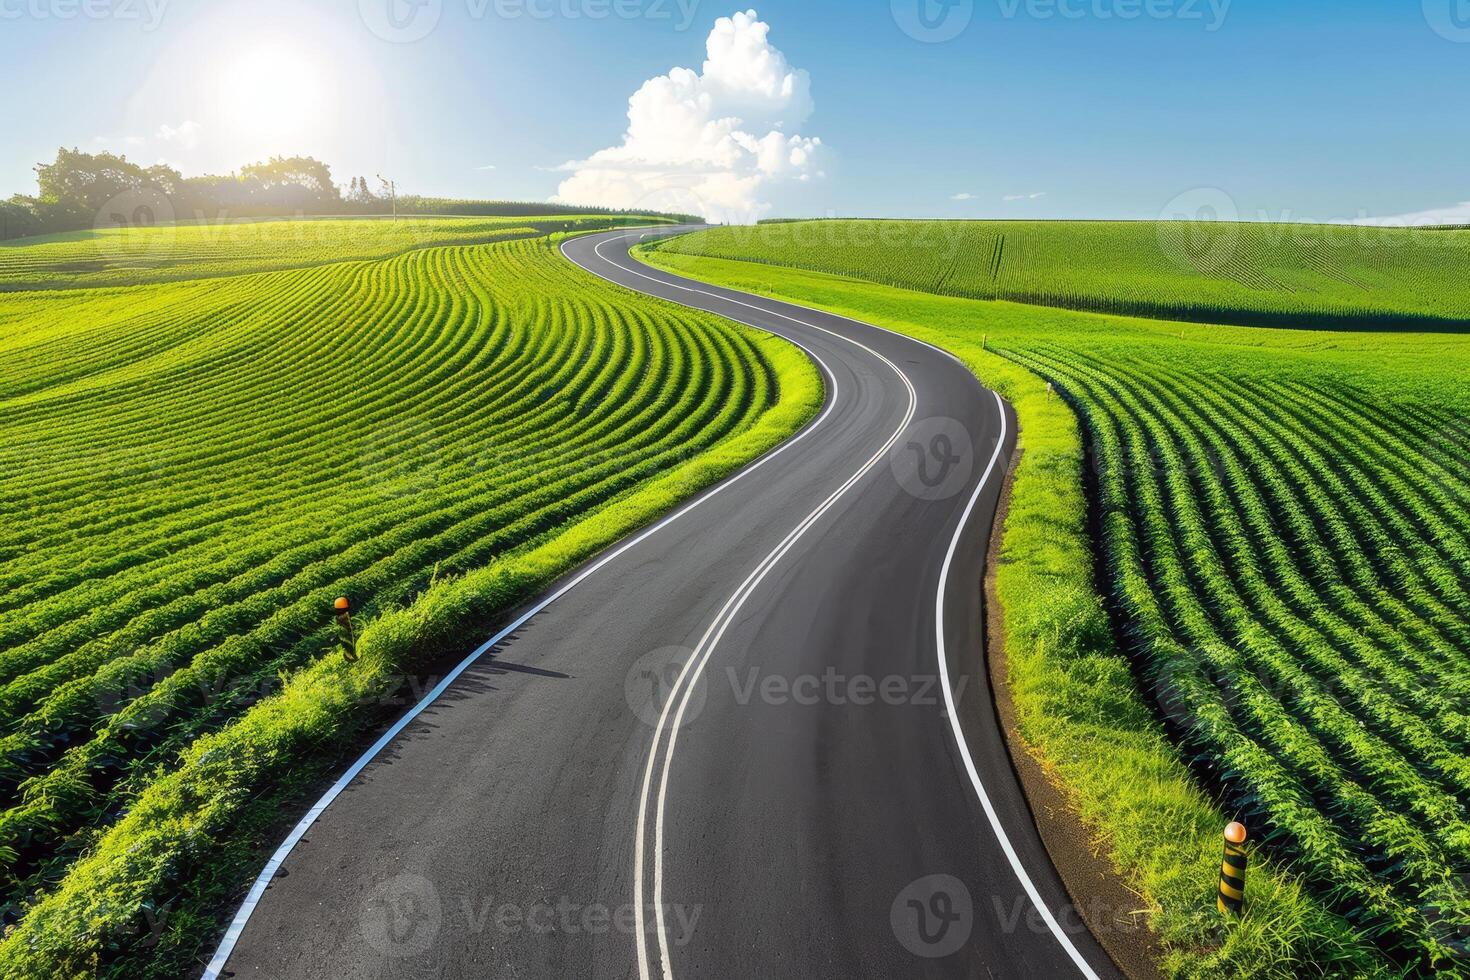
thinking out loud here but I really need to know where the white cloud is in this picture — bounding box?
[552,10,823,223]
[951,192,977,201]
[1003,192,1047,202]
[1350,201,1470,227]
[475,164,497,171]
[157,121,203,150]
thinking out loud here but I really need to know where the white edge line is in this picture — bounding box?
[201,231,840,980]
[936,392,1101,980]
[589,228,928,979]
[206,227,1099,980]
[607,226,970,369]
[576,228,884,980]
[610,228,1099,979]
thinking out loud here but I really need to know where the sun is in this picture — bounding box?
[215,42,326,148]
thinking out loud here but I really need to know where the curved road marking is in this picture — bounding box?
[588,230,1097,980]
[938,394,1100,980]
[203,228,1100,980]
[201,245,842,980]
[642,333,916,980]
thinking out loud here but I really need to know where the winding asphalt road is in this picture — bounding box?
[207,227,1121,979]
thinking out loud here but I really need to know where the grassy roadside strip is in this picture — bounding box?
[0,310,822,980]
[634,247,1392,978]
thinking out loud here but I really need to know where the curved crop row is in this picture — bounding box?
[645,219,1470,330]
[0,228,813,941]
[1004,347,1470,971]
[0,214,673,291]
[634,232,1470,977]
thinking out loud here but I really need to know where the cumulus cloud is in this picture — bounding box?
[552,10,823,224]
[1003,192,1047,202]
[1351,201,1470,227]
[951,192,977,201]
[157,121,202,150]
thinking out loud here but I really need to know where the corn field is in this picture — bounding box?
[644,223,1470,973]
[0,223,800,944]
[653,219,1470,329]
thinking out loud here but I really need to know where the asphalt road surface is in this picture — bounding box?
[207,226,1121,980]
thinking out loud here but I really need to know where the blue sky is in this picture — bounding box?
[5,0,1468,222]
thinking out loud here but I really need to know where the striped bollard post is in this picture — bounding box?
[1218,821,1247,916]
[334,597,358,663]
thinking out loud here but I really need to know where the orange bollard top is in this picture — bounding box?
[334,597,351,611]
[1224,821,1248,844]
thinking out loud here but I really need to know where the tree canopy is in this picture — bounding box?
[4,149,344,240]
[0,147,697,241]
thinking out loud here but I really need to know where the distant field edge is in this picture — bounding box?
[633,243,1397,980]
[653,219,1470,335]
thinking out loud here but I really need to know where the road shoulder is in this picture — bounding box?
[984,446,1165,980]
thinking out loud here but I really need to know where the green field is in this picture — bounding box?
[640,226,1470,977]
[657,219,1470,329]
[6,210,1467,978]
[0,218,820,976]
[0,214,669,290]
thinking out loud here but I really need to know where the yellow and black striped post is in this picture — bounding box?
[334,597,358,663]
[1218,821,1248,915]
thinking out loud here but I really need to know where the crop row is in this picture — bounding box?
[0,232,783,917]
[1006,345,1470,969]
[630,228,1470,975]
[647,220,1470,329]
[0,214,670,291]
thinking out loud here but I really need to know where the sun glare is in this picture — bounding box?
[215,42,326,149]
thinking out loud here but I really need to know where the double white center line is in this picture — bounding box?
[574,235,920,980]
[630,332,918,980]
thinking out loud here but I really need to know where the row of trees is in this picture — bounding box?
[0,148,698,241]
[0,150,385,240]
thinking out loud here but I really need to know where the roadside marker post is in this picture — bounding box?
[1218,822,1248,916]
[334,597,358,662]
